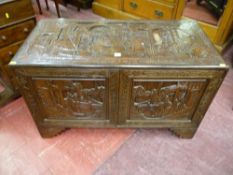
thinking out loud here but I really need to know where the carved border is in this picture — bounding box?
[119,69,227,128]
[191,70,227,125]
[118,71,132,124]
[14,67,119,125]
[14,69,45,125]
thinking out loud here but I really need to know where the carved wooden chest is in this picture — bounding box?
[10,19,228,138]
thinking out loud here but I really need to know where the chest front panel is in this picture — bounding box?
[15,68,119,126]
[130,79,207,120]
[33,78,107,120]
[118,69,225,127]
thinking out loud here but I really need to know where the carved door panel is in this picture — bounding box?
[119,69,212,127]
[16,68,119,127]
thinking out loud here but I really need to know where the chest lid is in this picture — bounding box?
[10,19,227,68]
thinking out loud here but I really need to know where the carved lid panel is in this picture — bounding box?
[11,19,226,68]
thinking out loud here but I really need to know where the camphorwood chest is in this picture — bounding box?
[10,19,228,138]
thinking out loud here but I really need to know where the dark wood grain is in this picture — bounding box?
[0,0,35,27]
[10,19,228,138]
[0,41,23,89]
[0,20,35,49]
[0,0,36,107]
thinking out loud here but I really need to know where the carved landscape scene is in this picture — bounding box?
[13,20,222,66]
[130,80,207,120]
[33,79,107,120]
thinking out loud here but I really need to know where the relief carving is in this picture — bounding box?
[131,81,206,119]
[151,27,208,59]
[15,20,222,66]
[36,80,106,119]
[15,74,42,123]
